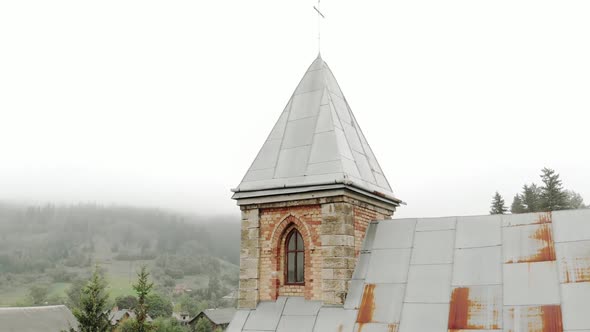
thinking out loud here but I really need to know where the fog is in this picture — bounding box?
[1,0,589,219]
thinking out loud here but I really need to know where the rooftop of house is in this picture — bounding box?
[108,309,152,325]
[0,305,78,332]
[191,308,237,326]
[228,208,590,331]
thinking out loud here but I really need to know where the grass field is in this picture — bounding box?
[0,257,238,307]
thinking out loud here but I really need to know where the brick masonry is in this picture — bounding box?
[237,195,394,309]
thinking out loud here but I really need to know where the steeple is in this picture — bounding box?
[232,55,400,206]
[233,56,400,309]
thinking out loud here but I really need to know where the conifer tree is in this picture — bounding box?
[72,267,110,332]
[490,191,508,215]
[133,265,154,332]
[565,190,587,209]
[510,194,526,214]
[521,184,542,212]
[539,167,568,211]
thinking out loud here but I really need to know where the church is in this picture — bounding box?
[226,55,590,332]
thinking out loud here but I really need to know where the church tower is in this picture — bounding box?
[232,55,400,309]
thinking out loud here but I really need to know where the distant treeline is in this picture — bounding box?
[0,203,240,274]
[490,167,587,215]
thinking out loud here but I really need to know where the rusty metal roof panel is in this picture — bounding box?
[502,211,552,227]
[503,223,556,264]
[503,261,560,305]
[455,215,502,248]
[555,240,590,283]
[312,307,357,332]
[353,323,399,332]
[356,283,405,325]
[448,285,502,330]
[503,305,563,332]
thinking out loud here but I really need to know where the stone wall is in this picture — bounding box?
[237,195,394,309]
[238,208,260,309]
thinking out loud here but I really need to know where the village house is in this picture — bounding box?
[0,305,78,332]
[190,308,237,331]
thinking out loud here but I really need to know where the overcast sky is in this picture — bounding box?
[1,0,589,219]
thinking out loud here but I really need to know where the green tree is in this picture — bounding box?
[146,293,173,318]
[565,190,587,209]
[133,266,154,332]
[118,318,138,332]
[152,317,186,332]
[194,318,213,332]
[178,294,205,317]
[521,184,542,212]
[66,277,87,309]
[29,284,49,305]
[539,167,568,211]
[72,267,110,332]
[115,295,138,310]
[511,194,526,214]
[490,191,508,215]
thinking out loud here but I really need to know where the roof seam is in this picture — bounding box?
[322,68,357,183]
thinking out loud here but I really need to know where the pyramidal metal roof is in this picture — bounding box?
[232,54,397,202]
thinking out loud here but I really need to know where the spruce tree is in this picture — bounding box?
[521,184,542,212]
[490,191,508,215]
[72,267,110,332]
[539,167,568,211]
[565,190,587,209]
[510,194,526,214]
[133,265,154,332]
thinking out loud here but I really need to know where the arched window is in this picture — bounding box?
[285,229,304,284]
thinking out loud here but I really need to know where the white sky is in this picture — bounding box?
[1,0,589,219]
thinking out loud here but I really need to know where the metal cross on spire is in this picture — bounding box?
[313,0,325,54]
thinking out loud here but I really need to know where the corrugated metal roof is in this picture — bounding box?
[229,209,590,331]
[0,305,78,332]
[232,55,396,202]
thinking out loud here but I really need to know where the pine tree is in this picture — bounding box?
[539,167,568,211]
[72,267,110,332]
[565,190,587,209]
[510,194,526,214]
[133,265,154,332]
[490,191,508,215]
[521,184,542,212]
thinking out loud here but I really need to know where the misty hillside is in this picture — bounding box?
[0,203,240,308]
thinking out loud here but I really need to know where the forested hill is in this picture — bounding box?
[0,203,240,307]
